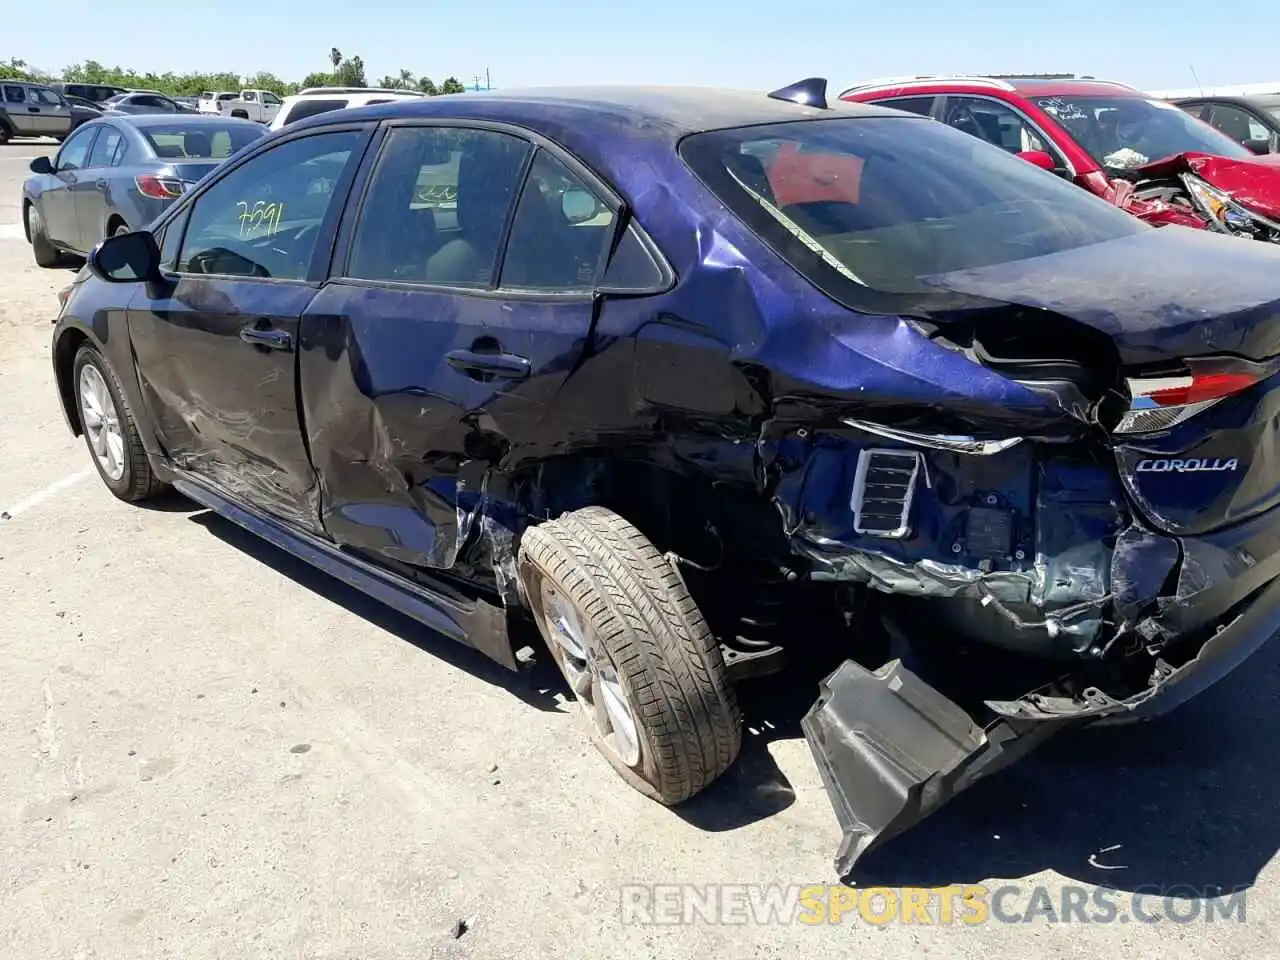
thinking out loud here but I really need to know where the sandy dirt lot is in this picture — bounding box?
[1,138,1277,959]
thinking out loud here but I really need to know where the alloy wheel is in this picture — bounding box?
[78,363,126,482]
[540,581,642,768]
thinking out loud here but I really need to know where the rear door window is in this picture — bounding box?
[87,126,123,167]
[499,149,615,291]
[3,85,25,103]
[345,125,531,286]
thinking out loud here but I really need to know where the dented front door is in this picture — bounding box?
[126,126,371,532]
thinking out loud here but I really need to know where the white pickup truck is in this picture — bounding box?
[198,89,283,124]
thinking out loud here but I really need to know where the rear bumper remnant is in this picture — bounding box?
[802,573,1280,877]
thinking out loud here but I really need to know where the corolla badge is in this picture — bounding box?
[1135,457,1240,473]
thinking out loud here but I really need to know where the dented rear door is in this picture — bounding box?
[298,124,617,571]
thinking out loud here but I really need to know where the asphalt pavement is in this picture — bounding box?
[1,137,1276,958]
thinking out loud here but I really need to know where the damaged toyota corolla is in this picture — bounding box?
[51,80,1280,877]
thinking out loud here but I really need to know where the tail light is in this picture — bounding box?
[1114,356,1276,434]
[135,174,186,199]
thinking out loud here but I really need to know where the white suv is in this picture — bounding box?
[268,87,429,131]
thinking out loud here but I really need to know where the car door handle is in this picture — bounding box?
[239,325,292,351]
[95,178,108,189]
[446,348,531,380]
[27,106,40,113]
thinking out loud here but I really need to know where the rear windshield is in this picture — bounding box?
[679,115,1147,306]
[280,98,350,126]
[142,124,266,159]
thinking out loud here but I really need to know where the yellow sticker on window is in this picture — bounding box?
[236,200,284,239]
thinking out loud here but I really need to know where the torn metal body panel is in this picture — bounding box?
[296,280,595,577]
[127,276,327,532]
[805,565,1280,877]
[1111,152,1280,241]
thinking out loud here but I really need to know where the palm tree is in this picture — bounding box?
[329,48,342,72]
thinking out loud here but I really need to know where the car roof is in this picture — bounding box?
[840,75,1145,100]
[1003,78,1145,98]
[1172,93,1280,108]
[105,113,263,129]
[289,84,900,143]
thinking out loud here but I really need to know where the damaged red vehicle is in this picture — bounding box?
[841,76,1280,241]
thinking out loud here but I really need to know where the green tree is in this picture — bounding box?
[0,58,31,81]
[378,68,416,90]
[417,76,439,96]
[335,54,366,87]
[440,76,466,95]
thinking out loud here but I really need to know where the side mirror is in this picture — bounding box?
[87,229,161,283]
[561,188,601,224]
[29,155,53,175]
[1016,149,1057,171]
[1242,138,1271,156]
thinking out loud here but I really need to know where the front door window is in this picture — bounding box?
[175,129,364,280]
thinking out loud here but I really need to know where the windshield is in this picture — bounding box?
[103,94,127,105]
[1034,95,1253,172]
[142,123,266,159]
[679,116,1147,299]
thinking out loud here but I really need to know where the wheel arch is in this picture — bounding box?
[52,324,95,436]
[105,212,128,237]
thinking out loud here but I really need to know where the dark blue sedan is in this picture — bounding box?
[49,82,1280,875]
[22,113,265,265]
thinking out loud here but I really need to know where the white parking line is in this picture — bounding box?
[0,223,25,240]
[0,470,91,522]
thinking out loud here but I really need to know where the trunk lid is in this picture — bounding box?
[166,159,223,186]
[1136,151,1280,222]
[920,226,1280,366]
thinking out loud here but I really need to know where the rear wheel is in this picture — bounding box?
[25,203,62,268]
[72,343,165,502]
[518,506,742,804]
[0,123,11,145]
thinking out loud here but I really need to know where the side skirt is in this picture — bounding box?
[171,472,517,670]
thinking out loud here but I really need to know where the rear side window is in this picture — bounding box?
[680,116,1147,304]
[3,85,25,104]
[281,98,349,126]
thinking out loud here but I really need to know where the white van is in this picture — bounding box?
[268,87,429,132]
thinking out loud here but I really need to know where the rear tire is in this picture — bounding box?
[518,506,742,805]
[25,203,62,268]
[72,343,165,502]
[0,123,11,145]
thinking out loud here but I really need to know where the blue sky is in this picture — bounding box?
[5,0,1275,92]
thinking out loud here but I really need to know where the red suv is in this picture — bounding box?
[841,75,1280,243]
